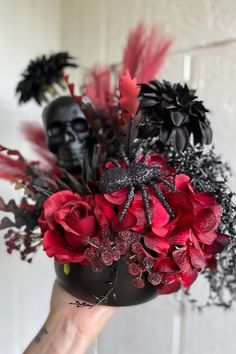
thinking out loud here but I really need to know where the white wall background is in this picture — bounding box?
[1,1,236,353]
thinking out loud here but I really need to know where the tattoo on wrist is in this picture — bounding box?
[34,327,48,343]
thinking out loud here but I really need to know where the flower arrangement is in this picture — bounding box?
[1,24,236,308]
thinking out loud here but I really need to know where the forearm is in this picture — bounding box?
[24,309,90,354]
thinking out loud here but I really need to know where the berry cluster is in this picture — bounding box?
[84,228,163,288]
[4,229,41,262]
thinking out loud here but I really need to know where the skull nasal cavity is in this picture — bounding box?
[64,127,77,143]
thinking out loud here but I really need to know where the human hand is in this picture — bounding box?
[24,281,118,354]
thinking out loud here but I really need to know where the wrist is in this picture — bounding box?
[47,307,91,354]
[24,307,90,354]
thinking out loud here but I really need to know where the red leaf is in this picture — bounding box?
[119,70,140,120]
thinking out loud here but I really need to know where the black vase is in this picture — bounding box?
[55,258,158,307]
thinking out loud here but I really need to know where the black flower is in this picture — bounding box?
[138,80,212,152]
[16,52,77,105]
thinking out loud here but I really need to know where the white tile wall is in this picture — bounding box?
[1,1,236,353]
[0,1,61,353]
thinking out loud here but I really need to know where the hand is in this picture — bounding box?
[24,281,118,354]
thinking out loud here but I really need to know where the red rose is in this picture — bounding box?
[39,190,98,264]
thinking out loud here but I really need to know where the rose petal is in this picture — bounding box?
[43,190,80,229]
[67,215,97,237]
[42,229,87,264]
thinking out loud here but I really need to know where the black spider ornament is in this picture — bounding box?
[99,146,175,225]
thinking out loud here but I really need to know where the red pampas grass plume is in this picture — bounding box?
[84,65,114,115]
[122,22,172,83]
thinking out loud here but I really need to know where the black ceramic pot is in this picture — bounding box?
[55,258,158,307]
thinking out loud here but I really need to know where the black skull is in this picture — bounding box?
[42,96,90,172]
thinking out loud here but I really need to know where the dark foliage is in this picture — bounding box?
[16,52,77,105]
[167,145,236,308]
[139,80,212,152]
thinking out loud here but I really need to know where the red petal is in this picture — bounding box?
[194,192,215,207]
[196,231,218,245]
[167,230,191,245]
[158,274,181,295]
[151,200,170,236]
[104,189,128,205]
[180,270,198,288]
[144,234,170,254]
[206,257,217,270]
[42,230,86,264]
[194,208,217,233]
[189,246,206,269]
[67,215,97,237]
[175,174,190,190]
[154,257,178,273]
[44,191,79,229]
[112,209,137,232]
[172,247,193,273]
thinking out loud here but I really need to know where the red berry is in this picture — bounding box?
[128,262,142,276]
[132,278,145,288]
[148,272,162,286]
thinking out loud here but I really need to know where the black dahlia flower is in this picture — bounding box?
[16,52,77,105]
[139,80,212,152]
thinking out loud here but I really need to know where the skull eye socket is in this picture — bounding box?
[72,118,88,133]
[47,122,63,137]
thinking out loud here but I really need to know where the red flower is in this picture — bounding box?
[40,190,98,264]
[119,70,140,120]
[152,256,198,294]
[158,270,198,295]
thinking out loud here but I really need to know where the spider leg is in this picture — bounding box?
[142,151,149,164]
[134,144,142,163]
[150,182,175,218]
[119,186,135,221]
[155,170,176,191]
[140,184,152,225]
[110,158,122,168]
[120,145,130,167]
[162,178,176,192]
